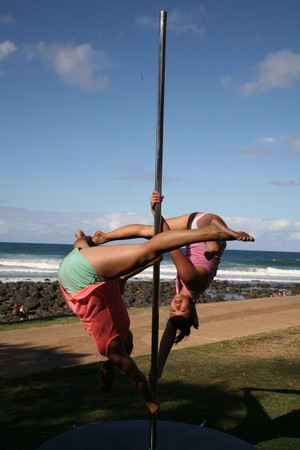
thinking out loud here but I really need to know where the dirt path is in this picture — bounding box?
[1,295,299,378]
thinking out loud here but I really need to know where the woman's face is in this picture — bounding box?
[170,293,192,320]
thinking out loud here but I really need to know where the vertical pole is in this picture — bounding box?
[150,10,167,450]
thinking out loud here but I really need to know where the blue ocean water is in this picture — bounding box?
[0,242,299,285]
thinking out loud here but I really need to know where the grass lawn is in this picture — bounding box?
[0,322,299,450]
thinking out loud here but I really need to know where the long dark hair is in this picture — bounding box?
[171,301,199,344]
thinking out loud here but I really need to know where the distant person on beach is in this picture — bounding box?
[18,303,28,320]
[94,191,255,379]
[13,304,19,317]
[58,220,252,410]
[13,303,29,320]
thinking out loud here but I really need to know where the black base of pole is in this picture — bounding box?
[38,420,256,450]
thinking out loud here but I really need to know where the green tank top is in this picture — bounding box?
[58,248,101,295]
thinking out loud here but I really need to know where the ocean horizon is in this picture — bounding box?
[0,242,299,285]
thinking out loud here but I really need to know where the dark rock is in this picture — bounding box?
[0,279,299,323]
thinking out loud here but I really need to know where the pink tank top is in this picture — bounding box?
[176,213,226,300]
[60,279,130,357]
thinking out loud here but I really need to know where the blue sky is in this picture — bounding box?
[0,0,299,251]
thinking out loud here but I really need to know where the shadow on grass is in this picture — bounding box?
[1,359,299,450]
[231,387,300,445]
[156,381,300,447]
[0,342,88,378]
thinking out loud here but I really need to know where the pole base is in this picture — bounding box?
[38,420,257,449]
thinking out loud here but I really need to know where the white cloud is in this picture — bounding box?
[259,137,278,144]
[258,135,300,155]
[22,40,113,91]
[224,216,300,250]
[291,231,300,240]
[0,206,300,251]
[237,146,271,155]
[0,206,152,244]
[105,164,185,183]
[136,6,206,36]
[135,15,157,30]
[270,176,300,186]
[267,219,292,230]
[220,76,233,90]
[0,14,16,26]
[0,40,17,63]
[239,50,300,97]
[168,7,206,36]
[222,133,300,159]
[286,136,300,155]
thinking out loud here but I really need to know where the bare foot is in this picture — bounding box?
[146,401,160,414]
[92,230,107,245]
[74,230,96,248]
[75,229,86,240]
[211,219,255,242]
[235,231,255,241]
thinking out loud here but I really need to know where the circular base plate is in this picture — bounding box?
[38,420,256,449]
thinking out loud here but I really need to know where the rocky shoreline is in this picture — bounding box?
[0,279,299,324]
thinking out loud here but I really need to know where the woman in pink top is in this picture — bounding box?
[59,220,253,412]
[93,192,254,379]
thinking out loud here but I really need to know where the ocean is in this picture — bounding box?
[0,242,299,285]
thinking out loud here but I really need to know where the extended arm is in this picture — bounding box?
[108,337,159,413]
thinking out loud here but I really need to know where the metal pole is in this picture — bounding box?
[150,10,167,450]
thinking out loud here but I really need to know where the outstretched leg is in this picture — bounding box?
[91,224,154,245]
[78,221,254,280]
[195,214,253,259]
[196,213,252,241]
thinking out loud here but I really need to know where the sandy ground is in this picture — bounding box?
[0,295,299,379]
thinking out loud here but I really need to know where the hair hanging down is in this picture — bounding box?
[171,302,199,344]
